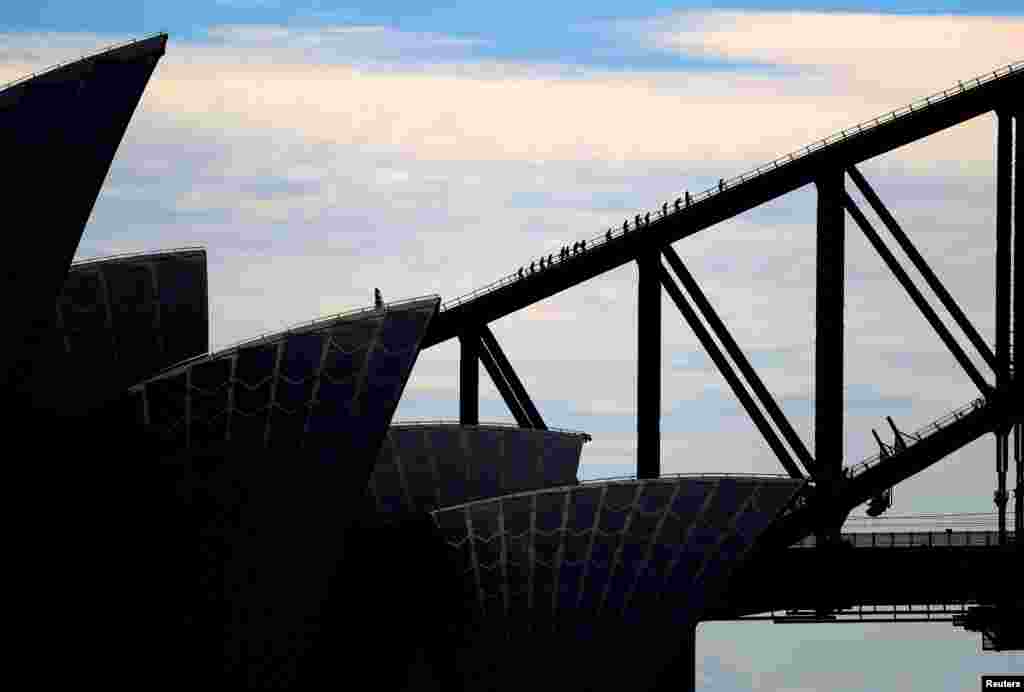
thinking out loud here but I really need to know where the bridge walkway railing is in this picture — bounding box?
[844,397,991,480]
[439,61,1023,314]
[791,529,1015,549]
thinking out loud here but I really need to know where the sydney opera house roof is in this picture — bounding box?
[126,296,439,455]
[369,421,592,514]
[3,34,168,400]
[23,247,210,413]
[10,36,812,692]
[435,474,800,627]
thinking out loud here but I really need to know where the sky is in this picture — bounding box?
[3,2,1021,689]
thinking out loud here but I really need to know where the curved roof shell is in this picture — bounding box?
[368,422,592,514]
[2,34,168,396]
[126,296,439,456]
[23,248,209,415]
[430,474,803,690]
[432,474,803,629]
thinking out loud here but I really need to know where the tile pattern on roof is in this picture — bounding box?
[432,476,803,631]
[55,251,208,388]
[369,425,588,514]
[128,299,438,454]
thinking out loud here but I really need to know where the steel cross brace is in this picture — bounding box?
[847,166,998,371]
[478,324,546,430]
[660,244,815,477]
[657,263,804,479]
[842,191,993,396]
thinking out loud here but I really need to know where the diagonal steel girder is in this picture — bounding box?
[760,399,1010,550]
[657,263,804,479]
[846,166,998,372]
[478,324,547,430]
[477,330,533,428]
[660,244,816,477]
[842,192,993,397]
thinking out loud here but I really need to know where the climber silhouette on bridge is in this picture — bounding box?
[606,229,612,241]
[644,212,650,226]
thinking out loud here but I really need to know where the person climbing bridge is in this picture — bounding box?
[530,261,536,273]
[644,212,650,226]
[674,197,681,212]
[623,219,629,233]
[718,178,724,192]
[518,267,524,279]
[606,229,612,241]
[685,190,691,206]
[662,202,668,216]
[374,288,383,310]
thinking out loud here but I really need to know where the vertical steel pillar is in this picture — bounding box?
[1015,422,1022,541]
[816,170,845,484]
[1015,111,1022,540]
[1016,111,1022,380]
[995,111,1013,544]
[459,331,479,425]
[637,249,662,479]
[996,435,1009,543]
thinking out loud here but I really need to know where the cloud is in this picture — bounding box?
[202,22,489,62]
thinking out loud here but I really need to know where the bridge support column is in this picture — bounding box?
[816,173,845,457]
[995,111,1014,544]
[459,331,479,425]
[637,249,661,479]
[816,169,845,542]
[1013,111,1022,541]
[1015,422,1022,541]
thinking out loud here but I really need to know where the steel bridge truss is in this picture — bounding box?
[435,64,1022,549]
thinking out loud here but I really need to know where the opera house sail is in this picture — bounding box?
[2,34,168,408]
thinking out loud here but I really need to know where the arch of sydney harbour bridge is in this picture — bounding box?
[4,33,1019,691]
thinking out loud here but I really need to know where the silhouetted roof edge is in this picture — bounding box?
[432,474,805,514]
[70,246,206,270]
[0,33,168,98]
[133,295,441,386]
[389,420,592,441]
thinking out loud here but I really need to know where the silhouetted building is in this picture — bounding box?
[9,38,818,692]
